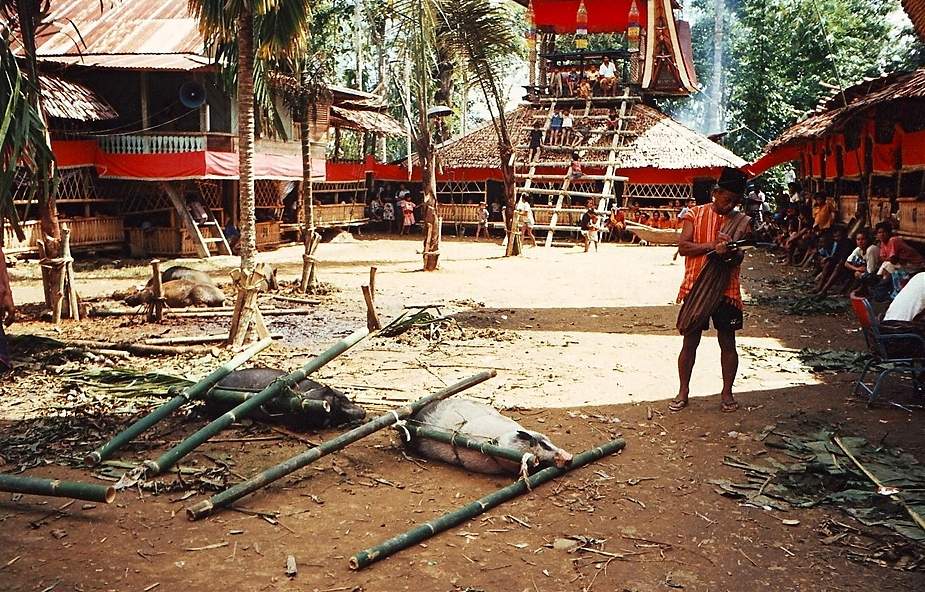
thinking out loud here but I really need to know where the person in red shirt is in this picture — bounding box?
[670,168,749,413]
[0,246,14,372]
[874,222,925,299]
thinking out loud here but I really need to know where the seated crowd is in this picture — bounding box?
[549,56,622,99]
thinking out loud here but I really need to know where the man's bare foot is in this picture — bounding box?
[720,397,739,413]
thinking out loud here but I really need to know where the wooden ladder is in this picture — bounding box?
[162,183,232,258]
[598,96,635,214]
[542,99,593,247]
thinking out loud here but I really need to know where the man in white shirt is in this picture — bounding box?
[598,56,617,96]
[884,272,925,323]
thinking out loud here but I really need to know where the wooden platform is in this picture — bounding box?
[4,217,124,255]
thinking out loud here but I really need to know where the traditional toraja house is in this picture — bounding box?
[433,0,744,238]
[903,0,925,40]
[750,67,925,244]
[5,0,402,258]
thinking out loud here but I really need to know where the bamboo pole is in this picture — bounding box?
[403,424,537,468]
[147,327,370,476]
[0,474,115,504]
[62,225,79,321]
[84,337,274,466]
[206,388,330,415]
[832,435,925,532]
[186,371,497,520]
[349,437,626,570]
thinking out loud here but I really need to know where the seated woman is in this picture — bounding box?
[841,230,881,296]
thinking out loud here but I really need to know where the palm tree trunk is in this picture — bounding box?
[708,0,725,134]
[299,81,318,291]
[419,130,440,271]
[236,9,257,274]
[500,142,518,256]
[16,0,60,308]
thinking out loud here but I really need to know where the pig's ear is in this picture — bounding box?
[516,430,537,445]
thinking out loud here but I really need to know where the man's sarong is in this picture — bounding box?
[676,212,750,335]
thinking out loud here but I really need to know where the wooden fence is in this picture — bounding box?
[314,204,367,228]
[4,217,123,255]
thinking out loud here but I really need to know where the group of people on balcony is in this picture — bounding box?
[549,56,621,98]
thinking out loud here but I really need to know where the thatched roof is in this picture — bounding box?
[432,104,746,170]
[40,74,118,121]
[767,66,925,151]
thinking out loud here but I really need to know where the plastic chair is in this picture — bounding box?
[850,294,925,404]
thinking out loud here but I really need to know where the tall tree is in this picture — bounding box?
[189,0,312,274]
[707,0,725,134]
[439,0,521,254]
[0,1,58,309]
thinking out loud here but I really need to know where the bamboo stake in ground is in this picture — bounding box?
[186,370,497,520]
[362,266,381,331]
[0,474,115,504]
[146,327,370,476]
[349,437,626,570]
[300,231,321,293]
[227,265,272,348]
[61,225,80,321]
[84,337,274,466]
[148,259,165,322]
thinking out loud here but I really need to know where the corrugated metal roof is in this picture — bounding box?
[40,73,118,121]
[34,0,206,61]
[37,53,213,71]
[430,104,746,170]
[903,0,925,40]
[330,106,405,136]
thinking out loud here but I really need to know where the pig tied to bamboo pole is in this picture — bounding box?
[186,370,497,520]
[349,437,626,570]
[85,337,274,466]
[146,327,370,476]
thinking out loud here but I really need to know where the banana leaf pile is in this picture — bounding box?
[741,346,870,374]
[712,427,925,548]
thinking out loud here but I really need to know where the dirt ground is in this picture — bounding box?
[1,235,923,592]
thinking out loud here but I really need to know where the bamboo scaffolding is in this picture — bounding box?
[206,388,331,415]
[145,327,370,476]
[186,371,497,520]
[0,474,116,504]
[84,338,274,466]
[403,424,537,468]
[349,437,626,570]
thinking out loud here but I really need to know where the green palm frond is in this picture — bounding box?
[0,25,55,241]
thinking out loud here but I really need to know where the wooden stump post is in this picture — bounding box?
[62,226,80,322]
[227,264,272,349]
[300,231,321,293]
[362,266,381,331]
[147,259,165,322]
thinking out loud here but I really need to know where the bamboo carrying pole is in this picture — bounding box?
[349,437,626,570]
[832,435,925,532]
[186,371,497,520]
[84,337,274,466]
[0,474,116,504]
[206,388,331,415]
[403,424,537,468]
[147,327,370,476]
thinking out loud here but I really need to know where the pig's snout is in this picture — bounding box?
[554,449,573,468]
[342,401,367,421]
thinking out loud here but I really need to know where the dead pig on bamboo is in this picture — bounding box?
[405,399,572,474]
[210,367,366,428]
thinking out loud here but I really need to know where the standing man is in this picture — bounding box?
[0,245,14,372]
[670,168,749,413]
